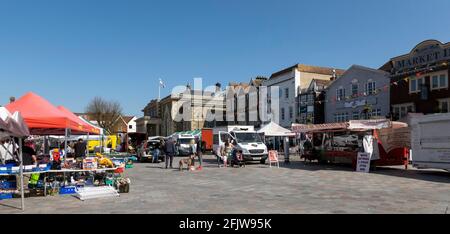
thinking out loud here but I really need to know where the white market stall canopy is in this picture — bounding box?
[258,121,295,137]
[0,107,30,138]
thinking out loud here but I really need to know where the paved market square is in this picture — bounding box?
[1,155,449,214]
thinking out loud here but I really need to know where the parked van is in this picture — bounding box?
[410,113,450,172]
[213,126,268,164]
[173,134,196,156]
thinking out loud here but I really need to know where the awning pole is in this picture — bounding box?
[19,138,24,211]
[87,132,90,155]
[64,128,68,162]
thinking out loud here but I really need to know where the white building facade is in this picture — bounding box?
[263,64,345,128]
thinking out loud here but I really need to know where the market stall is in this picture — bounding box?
[292,119,410,170]
[3,92,131,204]
[258,121,296,152]
[0,107,30,210]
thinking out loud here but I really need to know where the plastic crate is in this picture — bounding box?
[0,193,14,200]
[59,186,77,195]
[0,181,17,189]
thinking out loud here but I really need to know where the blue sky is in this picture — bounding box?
[1,0,450,116]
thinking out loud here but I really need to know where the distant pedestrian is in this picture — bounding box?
[196,139,203,170]
[164,137,176,169]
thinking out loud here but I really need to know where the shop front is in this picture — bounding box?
[381,40,450,121]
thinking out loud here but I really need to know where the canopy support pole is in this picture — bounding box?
[18,138,24,211]
[87,132,90,155]
[64,128,68,162]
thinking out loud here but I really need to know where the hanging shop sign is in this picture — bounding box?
[344,100,366,109]
[348,119,391,130]
[391,40,450,73]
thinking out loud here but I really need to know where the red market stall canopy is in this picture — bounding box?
[292,122,348,133]
[57,106,100,135]
[5,92,89,135]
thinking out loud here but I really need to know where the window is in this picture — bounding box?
[289,106,294,119]
[351,83,358,96]
[365,81,376,95]
[336,87,345,101]
[279,89,283,98]
[438,98,450,113]
[431,73,448,90]
[371,109,381,118]
[410,77,424,93]
[281,108,285,120]
[285,88,289,99]
[334,113,349,122]
[308,94,314,104]
[392,103,415,120]
[352,112,360,120]
[129,125,133,129]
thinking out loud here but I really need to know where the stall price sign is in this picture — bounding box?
[356,152,371,173]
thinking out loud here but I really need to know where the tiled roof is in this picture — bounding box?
[122,116,135,124]
[270,64,345,78]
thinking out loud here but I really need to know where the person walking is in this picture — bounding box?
[164,137,176,169]
[196,139,203,170]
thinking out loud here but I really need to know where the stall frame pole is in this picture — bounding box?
[18,138,24,211]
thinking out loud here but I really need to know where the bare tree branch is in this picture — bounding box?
[85,97,123,134]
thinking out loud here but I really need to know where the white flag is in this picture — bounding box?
[159,79,166,88]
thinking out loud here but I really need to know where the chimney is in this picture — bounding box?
[215,82,222,92]
[9,96,15,103]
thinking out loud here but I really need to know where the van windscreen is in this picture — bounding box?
[234,133,263,144]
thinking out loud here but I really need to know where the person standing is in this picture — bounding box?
[164,137,176,169]
[196,139,203,170]
[74,138,87,161]
[152,141,161,163]
[219,139,234,168]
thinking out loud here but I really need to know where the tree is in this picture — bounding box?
[85,97,123,134]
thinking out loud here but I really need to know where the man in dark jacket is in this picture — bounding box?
[164,138,176,169]
[74,138,87,160]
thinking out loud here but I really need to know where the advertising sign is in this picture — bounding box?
[356,152,372,173]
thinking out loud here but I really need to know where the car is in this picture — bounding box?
[137,140,165,163]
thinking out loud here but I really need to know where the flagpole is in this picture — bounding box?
[158,78,161,101]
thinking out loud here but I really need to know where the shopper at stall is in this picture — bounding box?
[0,138,18,165]
[74,138,87,159]
[22,140,37,166]
[164,137,176,169]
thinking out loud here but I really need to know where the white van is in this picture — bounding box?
[410,113,450,172]
[213,126,268,164]
[173,134,195,156]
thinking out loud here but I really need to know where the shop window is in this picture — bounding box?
[371,109,381,118]
[392,103,415,119]
[438,98,450,113]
